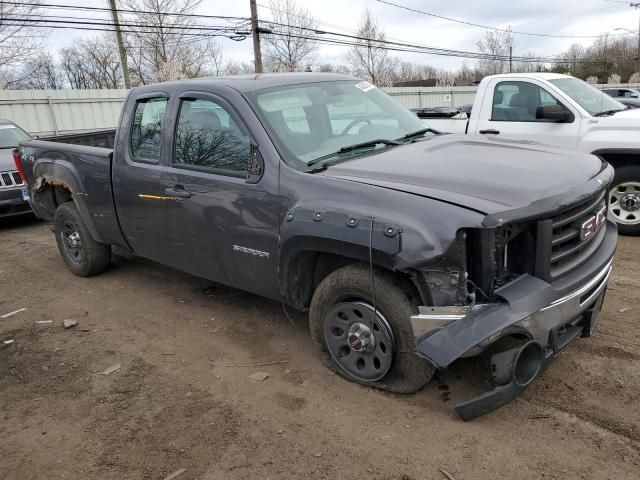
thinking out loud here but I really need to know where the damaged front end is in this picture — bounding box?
[411,185,617,420]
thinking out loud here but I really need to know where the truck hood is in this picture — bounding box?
[321,134,604,215]
[609,107,640,119]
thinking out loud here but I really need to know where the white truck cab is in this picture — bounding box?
[425,73,640,234]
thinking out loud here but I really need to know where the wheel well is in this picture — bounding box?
[283,251,423,311]
[32,181,74,219]
[594,151,640,170]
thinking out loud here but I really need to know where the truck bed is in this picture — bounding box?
[18,132,125,248]
[39,129,116,149]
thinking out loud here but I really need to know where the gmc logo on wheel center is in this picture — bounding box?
[580,206,607,241]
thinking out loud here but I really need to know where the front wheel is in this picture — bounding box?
[609,165,640,236]
[309,264,435,394]
[54,202,111,276]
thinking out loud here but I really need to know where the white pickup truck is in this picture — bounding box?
[424,73,640,235]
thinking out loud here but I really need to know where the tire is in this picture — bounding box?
[609,165,640,236]
[54,202,111,276]
[309,264,435,394]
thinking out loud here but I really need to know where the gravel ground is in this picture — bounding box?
[1,216,639,480]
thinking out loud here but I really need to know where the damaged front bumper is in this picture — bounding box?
[412,221,617,420]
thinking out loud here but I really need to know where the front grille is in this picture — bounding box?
[0,170,24,189]
[535,190,608,281]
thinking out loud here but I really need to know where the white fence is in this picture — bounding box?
[385,86,478,109]
[0,89,128,136]
[2,83,639,136]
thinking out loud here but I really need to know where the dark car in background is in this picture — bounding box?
[602,87,640,109]
[0,119,32,218]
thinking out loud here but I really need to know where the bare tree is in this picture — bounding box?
[347,10,398,86]
[60,35,123,89]
[514,51,545,74]
[316,62,351,74]
[608,73,622,84]
[224,60,255,75]
[476,27,513,76]
[393,61,438,82]
[0,0,46,84]
[436,70,456,87]
[262,0,318,72]
[629,72,640,83]
[120,0,224,84]
[8,53,64,89]
[553,35,638,81]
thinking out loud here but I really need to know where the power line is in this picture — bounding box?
[2,14,634,64]
[0,19,248,39]
[376,0,633,39]
[1,15,247,33]
[261,29,637,64]
[2,1,636,65]
[0,1,250,21]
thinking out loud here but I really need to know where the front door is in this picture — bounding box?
[475,79,580,149]
[160,92,280,299]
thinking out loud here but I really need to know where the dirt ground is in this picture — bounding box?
[1,216,639,480]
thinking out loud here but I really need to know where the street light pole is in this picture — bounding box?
[614,24,640,73]
[632,3,640,73]
[637,13,640,73]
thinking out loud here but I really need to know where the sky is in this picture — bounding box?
[46,0,640,71]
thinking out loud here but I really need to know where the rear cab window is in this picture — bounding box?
[130,97,168,163]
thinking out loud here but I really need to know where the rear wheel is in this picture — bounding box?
[309,264,435,394]
[609,165,640,236]
[54,202,111,276]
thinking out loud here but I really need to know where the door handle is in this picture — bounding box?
[164,186,192,199]
[479,129,500,135]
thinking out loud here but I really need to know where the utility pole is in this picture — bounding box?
[509,46,513,73]
[249,0,263,73]
[108,0,131,89]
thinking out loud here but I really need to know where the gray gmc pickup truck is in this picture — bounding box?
[16,73,617,420]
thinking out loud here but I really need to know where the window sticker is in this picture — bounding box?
[354,81,376,92]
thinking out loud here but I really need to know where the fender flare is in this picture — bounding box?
[31,153,105,244]
[591,148,640,162]
[279,207,402,308]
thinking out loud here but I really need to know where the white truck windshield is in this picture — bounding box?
[550,78,626,116]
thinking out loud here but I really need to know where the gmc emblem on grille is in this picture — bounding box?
[580,206,607,241]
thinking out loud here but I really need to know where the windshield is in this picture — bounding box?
[549,77,626,116]
[0,124,31,149]
[248,80,426,168]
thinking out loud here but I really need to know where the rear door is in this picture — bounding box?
[112,93,174,263]
[160,91,280,298]
[474,78,580,149]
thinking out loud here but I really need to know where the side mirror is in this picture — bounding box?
[536,104,574,123]
[631,93,639,98]
[246,143,264,184]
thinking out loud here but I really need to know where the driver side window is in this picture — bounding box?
[492,81,561,122]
